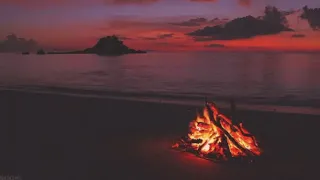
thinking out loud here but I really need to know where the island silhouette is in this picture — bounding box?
[47,35,146,56]
[37,49,46,55]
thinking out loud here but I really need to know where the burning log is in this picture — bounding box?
[172,101,262,162]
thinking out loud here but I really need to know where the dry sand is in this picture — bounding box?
[0,90,319,180]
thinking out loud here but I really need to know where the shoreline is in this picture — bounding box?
[1,86,320,116]
[0,90,319,179]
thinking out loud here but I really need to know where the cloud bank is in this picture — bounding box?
[188,6,292,40]
[169,18,208,27]
[0,34,39,52]
[301,6,320,30]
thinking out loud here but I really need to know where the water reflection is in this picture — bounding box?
[0,52,319,106]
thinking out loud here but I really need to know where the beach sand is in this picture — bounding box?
[0,90,319,180]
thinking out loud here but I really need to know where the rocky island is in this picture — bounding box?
[37,49,46,55]
[48,35,146,56]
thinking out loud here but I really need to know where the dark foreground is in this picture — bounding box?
[0,90,319,180]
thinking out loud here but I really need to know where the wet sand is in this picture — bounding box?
[0,90,319,180]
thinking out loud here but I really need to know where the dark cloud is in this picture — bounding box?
[282,10,297,16]
[189,18,208,23]
[192,36,216,41]
[291,34,306,38]
[209,18,229,24]
[301,6,320,30]
[188,6,292,40]
[0,34,39,52]
[139,33,174,40]
[169,22,201,27]
[204,43,226,48]
[210,18,220,22]
[169,18,207,27]
[170,17,227,27]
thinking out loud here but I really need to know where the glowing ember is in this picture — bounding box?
[172,101,262,162]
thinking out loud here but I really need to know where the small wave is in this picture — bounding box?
[1,85,320,116]
[81,70,110,76]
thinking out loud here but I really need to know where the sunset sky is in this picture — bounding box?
[1,0,320,51]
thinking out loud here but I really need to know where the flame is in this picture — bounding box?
[172,102,262,161]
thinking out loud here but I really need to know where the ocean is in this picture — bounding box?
[0,51,319,113]
[1,52,320,180]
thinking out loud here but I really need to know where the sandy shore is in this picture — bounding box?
[0,90,319,180]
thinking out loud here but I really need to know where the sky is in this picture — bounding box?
[0,0,320,51]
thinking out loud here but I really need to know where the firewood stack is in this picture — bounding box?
[172,101,262,162]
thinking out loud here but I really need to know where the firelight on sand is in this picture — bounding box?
[172,101,262,162]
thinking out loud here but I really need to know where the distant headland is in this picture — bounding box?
[47,35,146,56]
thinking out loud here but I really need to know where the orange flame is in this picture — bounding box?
[172,102,262,161]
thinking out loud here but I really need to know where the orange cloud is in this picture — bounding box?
[220,31,320,51]
[238,0,251,7]
[14,16,320,52]
[99,17,320,52]
[100,18,198,37]
[2,0,319,52]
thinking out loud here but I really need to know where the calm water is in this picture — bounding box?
[0,52,319,108]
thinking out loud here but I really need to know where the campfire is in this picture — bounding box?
[172,101,262,162]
